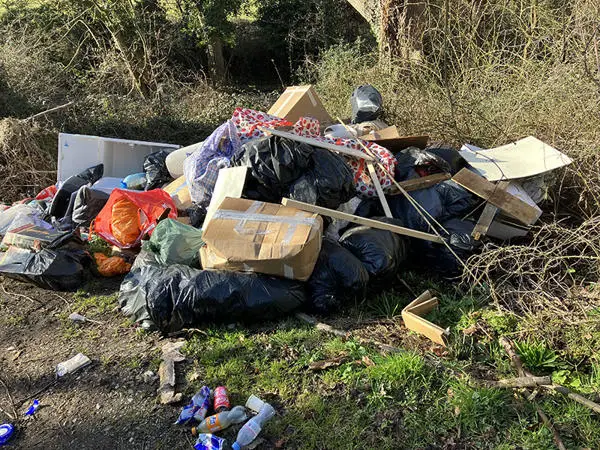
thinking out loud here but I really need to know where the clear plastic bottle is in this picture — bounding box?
[231,403,275,450]
[192,405,247,434]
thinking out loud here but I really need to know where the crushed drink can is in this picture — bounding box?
[194,433,225,450]
[175,386,211,425]
[213,386,230,412]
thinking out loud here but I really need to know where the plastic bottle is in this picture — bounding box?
[192,406,247,435]
[213,386,230,413]
[121,173,147,190]
[231,403,276,450]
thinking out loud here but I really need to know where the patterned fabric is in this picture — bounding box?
[190,157,231,207]
[231,108,293,144]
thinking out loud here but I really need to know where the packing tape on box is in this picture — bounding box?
[214,210,316,233]
[272,87,317,117]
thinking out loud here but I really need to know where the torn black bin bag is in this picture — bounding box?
[409,218,479,276]
[425,145,468,175]
[71,186,110,226]
[339,219,408,290]
[351,85,383,123]
[49,164,104,220]
[144,149,173,190]
[288,148,355,210]
[394,147,451,181]
[388,180,476,231]
[0,246,89,291]
[306,238,369,314]
[233,136,313,201]
[145,267,306,333]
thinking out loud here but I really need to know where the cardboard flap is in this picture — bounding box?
[360,128,430,152]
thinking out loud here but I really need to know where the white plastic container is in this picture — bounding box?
[165,142,202,179]
[57,134,180,183]
[56,353,91,377]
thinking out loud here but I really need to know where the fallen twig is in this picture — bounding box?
[546,384,600,415]
[0,283,43,305]
[0,376,18,421]
[295,312,347,338]
[25,101,74,121]
[476,376,552,389]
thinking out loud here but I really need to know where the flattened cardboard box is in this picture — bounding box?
[163,175,192,211]
[268,85,332,124]
[200,197,323,281]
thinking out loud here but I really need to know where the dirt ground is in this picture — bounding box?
[0,276,199,450]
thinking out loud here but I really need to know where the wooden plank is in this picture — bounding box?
[388,173,451,195]
[402,290,447,346]
[260,127,375,161]
[471,181,509,240]
[452,169,540,225]
[367,162,392,218]
[281,198,444,243]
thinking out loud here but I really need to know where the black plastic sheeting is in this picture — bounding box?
[351,85,383,123]
[388,180,476,232]
[288,148,355,209]
[424,145,468,175]
[71,187,110,226]
[50,164,104,220]
[339,221,407,289]
[234,136,355,210]
[0,241,90,291]
[394,147,452,181]
[409,218,479,276]
[144,150,173,190]
[306,238,369,313]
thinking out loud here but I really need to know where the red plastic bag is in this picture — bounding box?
[94,253,132,277]
[92,189,177,248]
[35,185,58,201]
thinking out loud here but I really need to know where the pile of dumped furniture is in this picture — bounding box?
[0,84,572,336]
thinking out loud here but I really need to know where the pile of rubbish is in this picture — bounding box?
[0,84,573,336]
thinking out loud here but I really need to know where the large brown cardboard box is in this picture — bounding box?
[268,85,332,124]
[163,176,192,211]
[360,126,429,152]
[200,197,323,281]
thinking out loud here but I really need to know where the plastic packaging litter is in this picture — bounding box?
[287,147,355,210]
[307,238,369,313]
[176,386,211,425]
[35,185,57,201]
[0,245,89,291]
[324,124,358,139]
[351,85,383,123]
[94,253,132,277]
[324,197,362,240]
[91,177,124,194]
[0,424,14,445]
[71,187,110,226]
[193,405,247,434]
[121,173,147,190]
[245,395,266,414]
[232,135,312,202]
[231,403,276,450]
[339,221,408,289]
[144,149,173,190]
[184,120,240,203]
[194,433,225,450]
[50,164,104,220]
[143,219,204,267]
[141,265,306,333]
[213,386,230,413]
[56,353,91,377]
[92,188,177,248]
[0,204,46,236]
[24,400,40,416]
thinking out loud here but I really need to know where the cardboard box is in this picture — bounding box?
[268,85,332,124]
[163,176,192,211]
[200,197,323,281]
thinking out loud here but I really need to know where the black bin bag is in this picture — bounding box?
[144,149,173,190]
[232,136,313,201]
[339,220,408,290]
[0,246,89,291]
[145,267,306,333]
[288,148,355,210]
[306,238,369,313]
[351,85,383,123]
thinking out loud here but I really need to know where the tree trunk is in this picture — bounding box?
[207,35,226,83]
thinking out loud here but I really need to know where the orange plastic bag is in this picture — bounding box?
[92,188,177,248]
[94,253,132,277]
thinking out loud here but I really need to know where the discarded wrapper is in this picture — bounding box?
[56,353,91,377]
[24,399,40,416]
[194,433,225,450]
[175,386,211,425]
